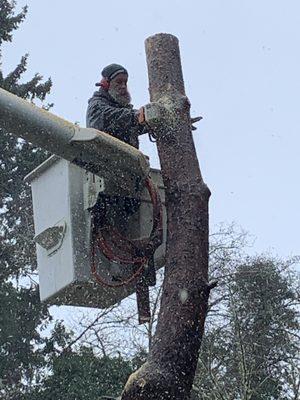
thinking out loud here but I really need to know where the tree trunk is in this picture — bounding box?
[122,33,211,400]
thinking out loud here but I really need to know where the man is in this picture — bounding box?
[86,63,145,149]
[86,63,145,243]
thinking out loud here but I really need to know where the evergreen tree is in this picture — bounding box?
[0,1,54,397]
[30,347,133,400]
[193,257,300,400]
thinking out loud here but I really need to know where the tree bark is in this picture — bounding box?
[122,33,211,400]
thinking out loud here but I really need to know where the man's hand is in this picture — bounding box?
[191,116,202,131]
[137,107,145,124]
[138,106,202,132]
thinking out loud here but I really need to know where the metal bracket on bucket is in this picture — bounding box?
[34,220,67,256]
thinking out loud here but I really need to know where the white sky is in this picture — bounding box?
[3,0,300,260]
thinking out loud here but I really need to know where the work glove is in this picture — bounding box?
[138,106,202,129]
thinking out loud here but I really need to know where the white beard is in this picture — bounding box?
[108,87,132,106]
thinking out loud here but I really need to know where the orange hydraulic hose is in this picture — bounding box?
[91,176,163,288]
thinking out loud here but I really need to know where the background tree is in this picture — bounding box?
[0,1,63,397]
[28,345,134,400]
[192,257,300,400]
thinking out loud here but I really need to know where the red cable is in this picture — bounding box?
[91,240,146,289]
[91,176,163,288]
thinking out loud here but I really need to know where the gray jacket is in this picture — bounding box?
[86,88,144,148]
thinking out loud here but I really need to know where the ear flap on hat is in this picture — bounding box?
[95,78,110,90]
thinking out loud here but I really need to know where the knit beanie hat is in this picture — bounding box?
[102,64,128,80]
[95,64,128,87]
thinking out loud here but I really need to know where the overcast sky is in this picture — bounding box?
[3,0,300,260]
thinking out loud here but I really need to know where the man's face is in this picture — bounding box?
[108,73,131,105]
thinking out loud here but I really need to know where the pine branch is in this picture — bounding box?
[0,1,28,44]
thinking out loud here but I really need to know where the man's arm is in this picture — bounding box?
[87,102,140,137]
